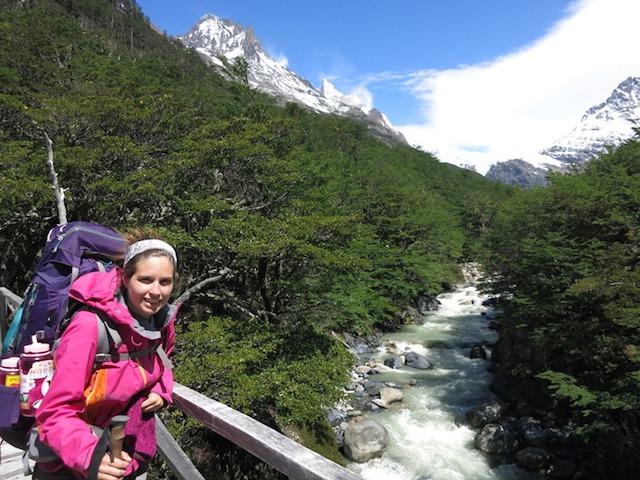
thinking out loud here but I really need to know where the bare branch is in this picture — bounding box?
[175,267,232,305]
[225,192,288,212]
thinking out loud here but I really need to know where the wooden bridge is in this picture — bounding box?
[0,287,362,480]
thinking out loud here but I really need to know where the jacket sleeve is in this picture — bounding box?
[149,318,175,404]
[35,311,101,475]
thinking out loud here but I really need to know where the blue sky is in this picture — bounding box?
[137,0,640,173]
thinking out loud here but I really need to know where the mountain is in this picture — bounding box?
[485,158,560,187]
[541,76,640,164]
[488,77,640,187]
[179,14,407,145]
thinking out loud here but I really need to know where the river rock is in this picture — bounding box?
[384,355,404,369]
[362,380,382,396]
[518,416,555,448]
[516,446,552,471]
[548,459,580,478]
[343,419,388,463]
[465,400,507,428]
[469,345,487,360]
[405,351,433,370]
[400,305,424,324]
[372,387,404,408]
[354,365,372,375]
[415,295,440,314]
[370,361,392,373]
[474,423,520,453]
[327,407,347,427]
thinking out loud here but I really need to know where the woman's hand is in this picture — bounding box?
[140,392,165,413]
[97,451,131,480]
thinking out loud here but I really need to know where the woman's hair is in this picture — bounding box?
[118,227,178,282]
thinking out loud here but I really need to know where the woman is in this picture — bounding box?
[34,232,179,480]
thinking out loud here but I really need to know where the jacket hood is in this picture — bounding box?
[69,268,178,337]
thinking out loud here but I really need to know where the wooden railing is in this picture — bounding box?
[0,288,362,480]
[0,287,22,349]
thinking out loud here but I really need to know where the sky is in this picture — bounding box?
[136,0,640,174]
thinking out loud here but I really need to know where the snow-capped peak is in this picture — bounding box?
[541,76,640,163]
[179,14,406,144]
[488,77,640,187]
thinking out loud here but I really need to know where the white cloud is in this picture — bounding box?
[274,54,289,68]
[264,44,289,67]
[345,85,374,111]
[397,0,640,174]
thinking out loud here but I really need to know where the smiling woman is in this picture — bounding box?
[32,229,180,480]
[121,239,178,321]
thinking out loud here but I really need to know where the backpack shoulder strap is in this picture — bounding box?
[93,311,173,370]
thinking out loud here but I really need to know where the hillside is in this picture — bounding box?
[483,138,640,478]
[0,1,513,478]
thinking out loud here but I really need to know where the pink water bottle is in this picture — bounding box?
[19,335,54,416]
[0,356,20,387]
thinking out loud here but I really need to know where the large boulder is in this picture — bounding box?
[548,459,580,478]
[343,419,388,463]
[404,352,433,370]
[516,447,552,471]
[474,423,520,454]
[517,417,555,448]
[465,401,507,428]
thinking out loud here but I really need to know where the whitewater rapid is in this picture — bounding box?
[347,286,544,480]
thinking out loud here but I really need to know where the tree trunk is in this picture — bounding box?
[44,132,67,225]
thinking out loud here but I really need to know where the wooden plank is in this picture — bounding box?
[172,384,362,480]
[0,441,29,480]
[155,415,205,480]
[0,288,22,311]
[0,288,23,350]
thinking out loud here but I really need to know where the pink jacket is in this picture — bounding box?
[35,268,178,478]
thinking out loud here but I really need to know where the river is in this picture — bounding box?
[346,284,545,480]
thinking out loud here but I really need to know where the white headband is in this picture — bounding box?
[124,239,177,267]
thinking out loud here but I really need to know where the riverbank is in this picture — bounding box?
[329,265,586,479]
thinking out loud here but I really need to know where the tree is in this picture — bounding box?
[483,139,640,476]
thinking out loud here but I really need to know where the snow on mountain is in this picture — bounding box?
[179,14,406,145]
[488,77,640,187]
[541,76,640,164]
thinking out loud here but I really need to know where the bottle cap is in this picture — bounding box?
[1,356,20,369]
[23,335,50,354]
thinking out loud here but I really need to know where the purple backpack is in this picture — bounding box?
[8,221,127,354]
[0,222,127,446]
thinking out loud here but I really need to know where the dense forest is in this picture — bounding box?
[1,1,638,479]
[483,141,640,479]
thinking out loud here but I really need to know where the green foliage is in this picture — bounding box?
[0,1,514,475]
[484,138,640,467]
[174,317,352,424]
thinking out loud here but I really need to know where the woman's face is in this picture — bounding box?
[122,255,175,320]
